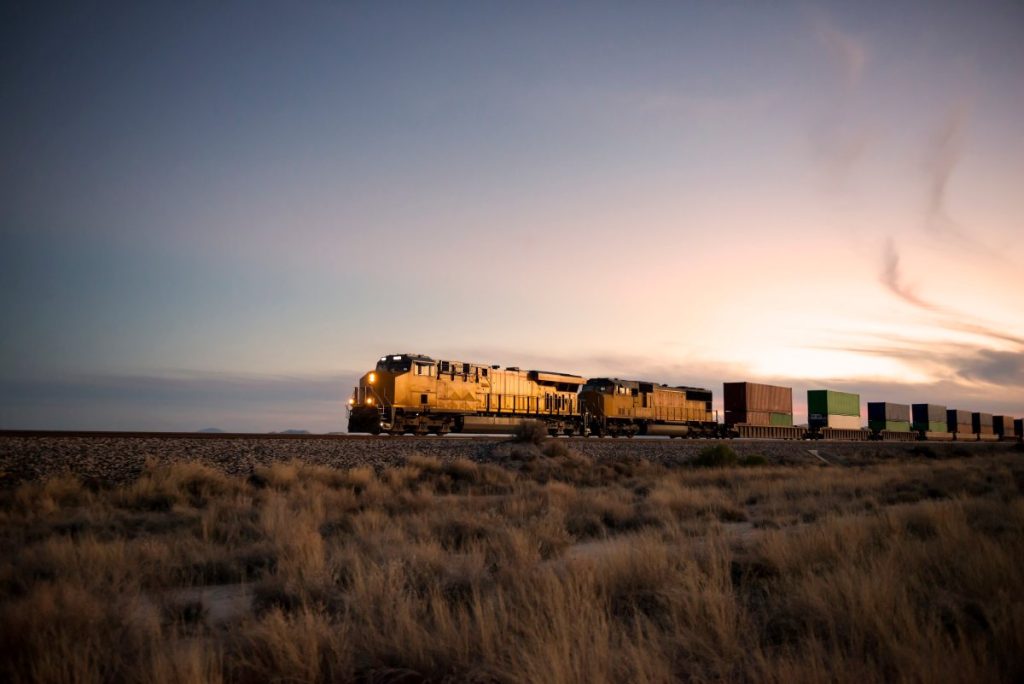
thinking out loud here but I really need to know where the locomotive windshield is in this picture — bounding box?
[375,353,434,373]
[583,378,615,394]
[376,355,411,373]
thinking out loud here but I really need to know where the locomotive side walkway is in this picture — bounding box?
[1,431,1018,486]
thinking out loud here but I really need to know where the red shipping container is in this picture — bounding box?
[723,382,793,414]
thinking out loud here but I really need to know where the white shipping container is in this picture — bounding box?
[826,414,862,429]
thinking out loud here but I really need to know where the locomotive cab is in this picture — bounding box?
[348,353,435,433]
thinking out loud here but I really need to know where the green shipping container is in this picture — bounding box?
[869,420,911,432]
[913,420,947,433]
[807,390,860,418]
[770,413,794,427]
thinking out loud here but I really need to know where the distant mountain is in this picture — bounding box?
[197,427,225,433]
[277,429,310,435]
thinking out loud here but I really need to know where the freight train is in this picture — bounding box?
[347,353,1022,442]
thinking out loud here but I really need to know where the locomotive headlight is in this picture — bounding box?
[368,372,376,384]
[366,397,374,406]
[347,398,354,406]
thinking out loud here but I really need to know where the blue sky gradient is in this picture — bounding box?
[2,1,1022,431]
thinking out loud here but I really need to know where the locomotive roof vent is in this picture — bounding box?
[529,370,586,387]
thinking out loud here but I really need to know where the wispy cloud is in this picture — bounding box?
[808,15,871,184]
[924,102,970,234]
[815,19,867,88]
[957,350,1024,386]
[880,239,1024,347]
[814,315,1024,404]
[881,238,935,311]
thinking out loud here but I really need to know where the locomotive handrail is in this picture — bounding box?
[366,384,391,420]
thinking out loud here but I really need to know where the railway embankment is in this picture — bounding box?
[1,432,1018,486]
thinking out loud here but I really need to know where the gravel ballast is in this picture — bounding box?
[1,433,1017,486]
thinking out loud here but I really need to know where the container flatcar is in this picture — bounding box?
[724,382,802,439]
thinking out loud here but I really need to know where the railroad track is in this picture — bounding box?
[0,430,748,443]
[1,430,1014,444]
[0,430,484,441]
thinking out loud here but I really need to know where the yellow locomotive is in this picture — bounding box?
[347,353,585,435]
[580,378,717,437]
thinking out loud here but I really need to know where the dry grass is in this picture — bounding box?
[1,450,1023,682]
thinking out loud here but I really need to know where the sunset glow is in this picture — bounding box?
[1,1,1021,431]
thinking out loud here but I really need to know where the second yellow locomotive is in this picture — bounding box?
[580,378,717,437]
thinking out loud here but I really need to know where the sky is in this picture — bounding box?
[1,0,1022,432]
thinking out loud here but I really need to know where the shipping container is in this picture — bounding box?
[1016,418,1023,438]
[725,409,768,426]
[808,390,860,418]
[723,382,792,413]
[972,412,994,434]
[912,404,946,424]
[814,414,861,430]
[868,402,911,422]
[869,419,911,432]
[725,409,794,427]
[946,409,972,433]
[993,415,1015,437]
